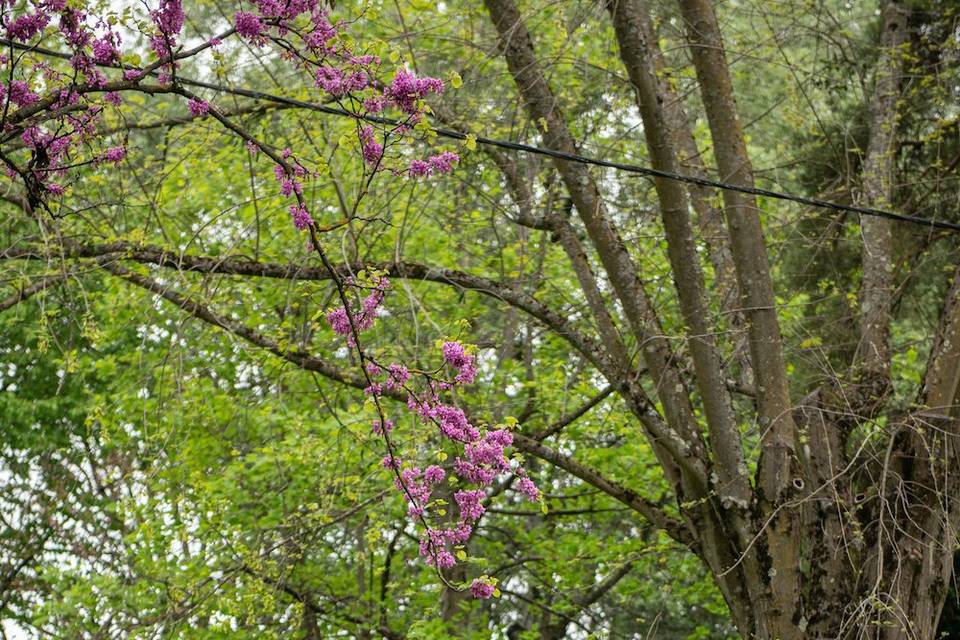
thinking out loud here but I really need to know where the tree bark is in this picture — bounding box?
[856,0,907,411]
[482,0,711,495]
[676,0,801,636]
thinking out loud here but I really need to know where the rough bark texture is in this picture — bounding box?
[606,3,763,630]
[482,0,709,487]
[676,0,801,636]
[481,0,758,626]
[856,1,907,411]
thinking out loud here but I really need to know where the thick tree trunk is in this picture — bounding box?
[482,0,710,488]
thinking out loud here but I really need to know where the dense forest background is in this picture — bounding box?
[1,0,959,638]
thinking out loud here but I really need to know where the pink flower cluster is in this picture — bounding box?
[326,277,389,347]
[187,99,210,117]
[314,66,369,96]
[442,340,477,384]
[359,126,383,166]
[267,153,316,232]
[409,152,459,178]
[327,286,539,590]
[7,11,51,42]
[0,0,140,200]
[234,11,264,42]
[229,6,457,179]
[470,578,496,599]
[387,347,540,572]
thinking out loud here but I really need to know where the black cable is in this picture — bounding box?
[178,77,960,234]
[3,37,958,233]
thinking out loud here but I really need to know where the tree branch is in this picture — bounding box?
[101,261,687,546]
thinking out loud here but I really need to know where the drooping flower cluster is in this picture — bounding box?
[384,68,445,115]
[326,277,540,594]
[233,11,265,42]
[470,576,498,599]
[442,340,478,385]
[326,276,389,347]
[3,0,494,599]
[187,98,210,117]
[227,4,458,180]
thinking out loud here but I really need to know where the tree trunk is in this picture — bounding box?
[855,0,907,411]
[676,0,801,636]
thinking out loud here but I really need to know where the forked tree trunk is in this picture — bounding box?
[476,0,960,637]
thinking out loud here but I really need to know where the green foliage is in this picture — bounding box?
[2,0,958,638]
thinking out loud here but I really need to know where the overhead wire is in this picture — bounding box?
[2,37,958,233]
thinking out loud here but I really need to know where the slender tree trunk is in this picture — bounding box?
[481,0,753,627]
[676,0,801,636]
[855,1,906,410]
[606,4,763,634]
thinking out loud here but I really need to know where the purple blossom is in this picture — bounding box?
[453,458,495,486]
[350,54,380,66]
[187,99,210,117]
[314,66,346,95]
[386,363,409,389]
[372,418,393,435]
[442,341,468,367]
[326,278,389,346]
[386,68,444,114]
[516,476,540,500]
[280,178,302,197]
[434,550,456,568]
[8,81,38,107]
[152,0,185,37]
[408,152,460,179]
[91,37,118,64]
[59,7,90,48]
[424,465,445,484]
[347,70,368,91]
[234,11,264,41]
[442,340,476,383]
[102,146,126,165]
[304,14,337,49]
[8,12,51,42]
[360,126,382,165]
[20,127,50,149]
[470,579,496,599]
[327,307,351,336]
[409,159,431,177]
[455,489,486,522]
[433,404,480,443]
[363,95,387,114]
[362,140,383,165]
[289,203,314,230]
[428,151,459,174]
[254,0,318,20]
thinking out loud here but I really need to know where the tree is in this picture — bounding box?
[1,0,959,638]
